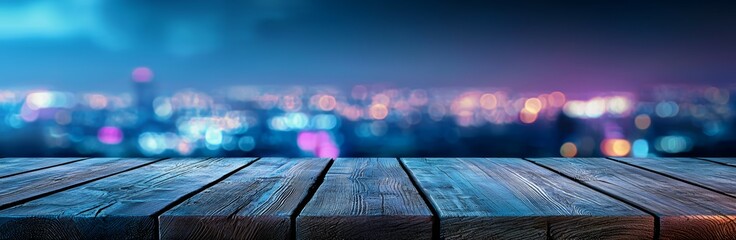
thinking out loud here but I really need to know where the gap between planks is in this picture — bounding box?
[606,157,736,201]
[0,158,168,211]
[0,157,91,179]
[150,157,262,240]
[289,158,335,240]
[521,158,662,240]
[695,157,736,168]
[398,157,440,240]
[5,157,731,239]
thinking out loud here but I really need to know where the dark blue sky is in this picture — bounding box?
[1,1,735,92]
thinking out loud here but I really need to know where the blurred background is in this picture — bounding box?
[0,0,734,157]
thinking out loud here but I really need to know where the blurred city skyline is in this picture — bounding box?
[1,1,736,92]
[0,1,734,158]
[0,78,732,158]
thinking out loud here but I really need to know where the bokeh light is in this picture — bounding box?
[519,108,538,124]
[656,135,692,153]
[548,91,566,107]
[634,114,651,130]
[138,132,165,155]
[584,97,606,118]
[131,67,154,82]
[318,95,337,111]
[655,101,679,118]
[704,87,730,105]
[560,142,577,157]
[601,139,631,157]
[238,136,256,152]
[606,96,630,115]
[632,139,649,158]
[479,93,498,110]
[524,98,543,114]
[369,104,389,120]
[97,126,123,145]
[297,131,339,158]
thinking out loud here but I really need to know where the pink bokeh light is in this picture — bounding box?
[297,131,339,158]
[131,67,154,82]
[98,126,124,144]
[297,132,318,151]
[316,143,339,158]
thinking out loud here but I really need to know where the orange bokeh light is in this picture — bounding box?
[601,139,631,157]
[369,104,389,120]
[524,98,543,114]
[560,142,577,157]
[634,114,651,130]
[318,95,337,111]
[480,93,498,110]
[519,108,538,124]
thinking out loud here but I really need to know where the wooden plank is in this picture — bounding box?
[297,158,433,240]
[0,157,256,240]
[402,158,653,239]
[0,157,157,209]
[530,157,736,240]
[0,158,87,178]
[159,158,331,240]
[613,157,736,198]
[700,158,736,167]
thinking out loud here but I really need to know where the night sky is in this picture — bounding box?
[0,1,735,92]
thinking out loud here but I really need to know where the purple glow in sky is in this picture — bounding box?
[0,1,734,92]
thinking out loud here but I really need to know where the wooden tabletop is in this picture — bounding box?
[0,157,733,240]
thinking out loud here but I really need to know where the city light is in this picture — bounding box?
[317,95,337,111]
[634,114,651,130]
[601,139,631,157]
[548,91,566,108]
[655,101,679,118]
[632,139,649,158]
[656,135,692,154]
[131,67,154,82]
[560,142,577,157]
[297,131,339,158]
[369,104,389,120]
[98,126,123,145]
[519,108,538,124]
[524,98,543,114]
[0,78,730,157]
[479,93,498,110]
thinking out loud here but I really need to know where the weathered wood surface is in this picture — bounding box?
[160,158,331,240]
[0,157,734,239]
[0,158,87,178]
[297,158,432,240]
[700,157,736,167]
[530,157,736,240]
[0,157,157,209]
[0,158,255,240]
[614,157,736,198]
[402,158,653,239]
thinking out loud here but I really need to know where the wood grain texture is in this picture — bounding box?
[402,158,653,240]
[159,158,331,240]
[0,158,255,240]
[0,158,87,178]
[700,158,736,167]
[0,158,157,209]
[297,158,432,240]
[613,157,736,198]
[530,157,736,240]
